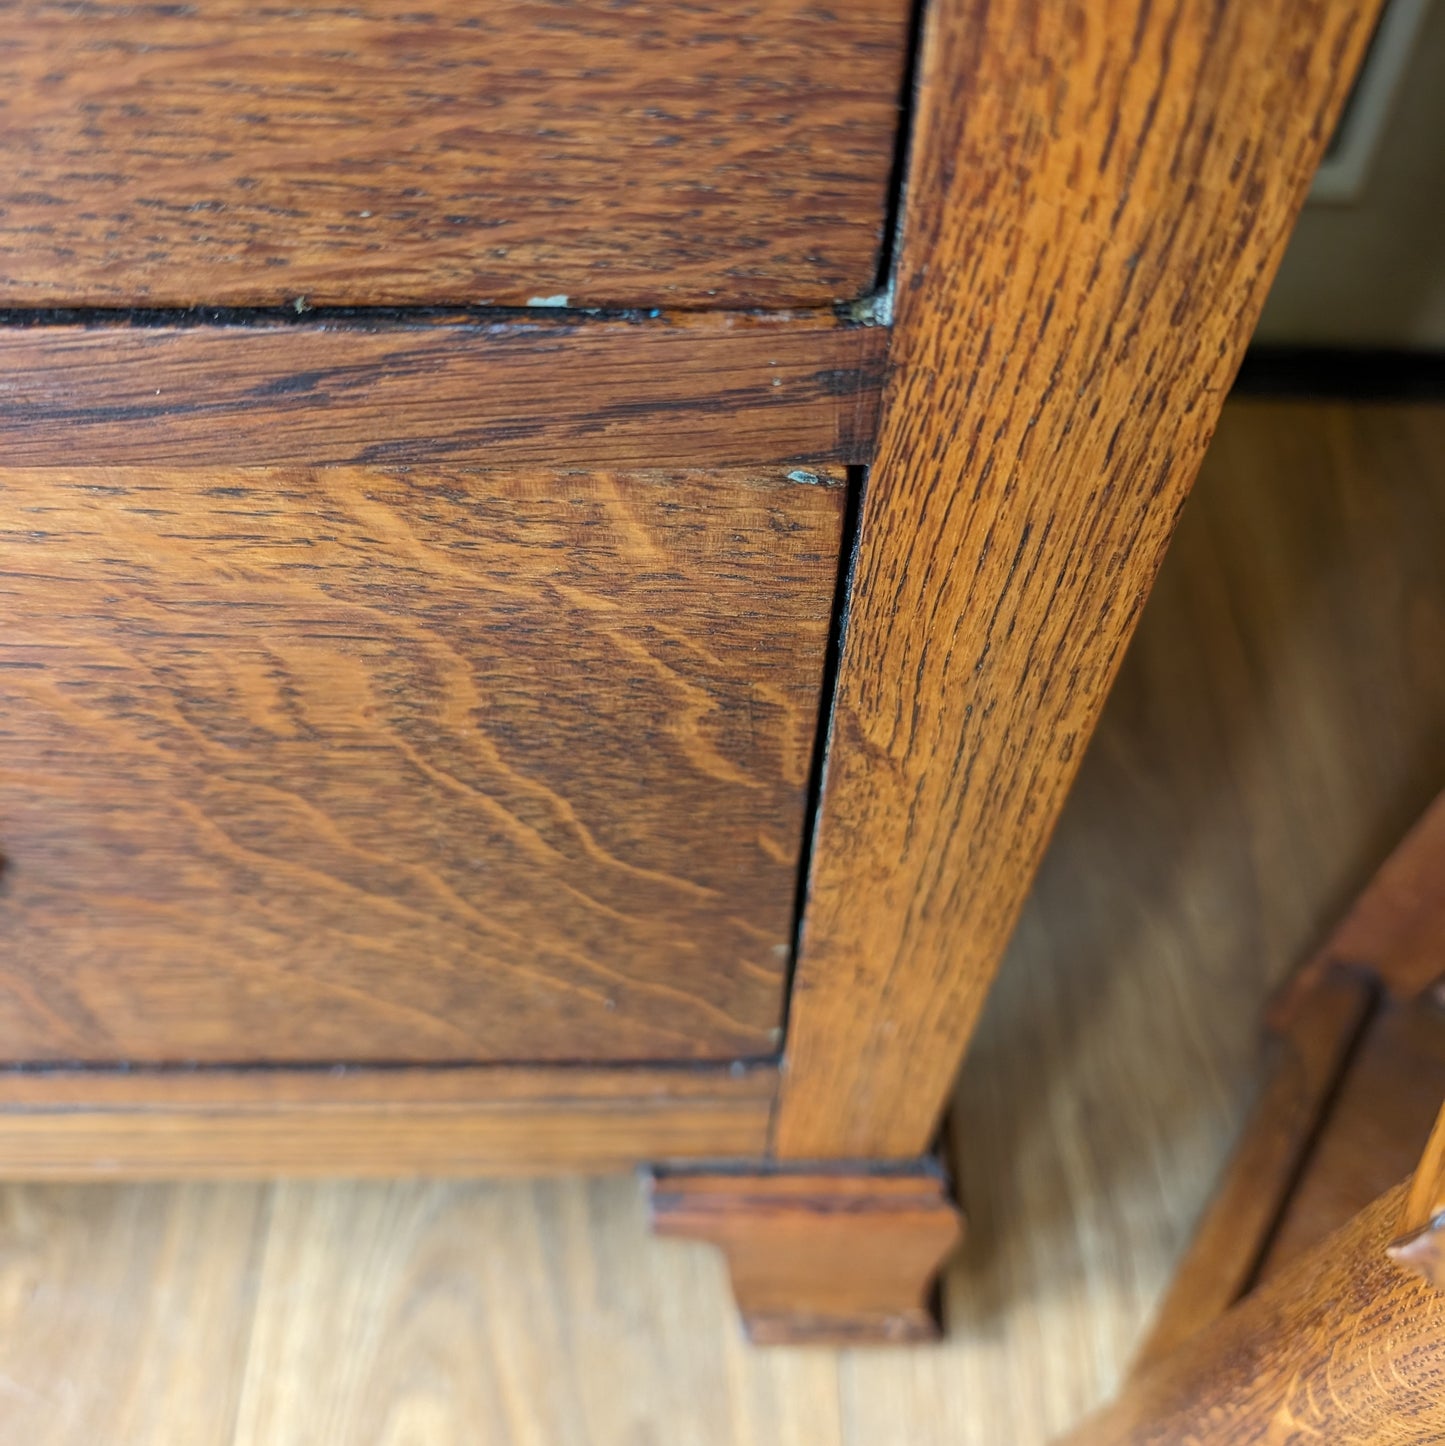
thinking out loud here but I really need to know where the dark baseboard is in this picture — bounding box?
[1232,346,1445,400]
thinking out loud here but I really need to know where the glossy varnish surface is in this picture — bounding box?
[0,0,910,308]
[0,464,843,1064]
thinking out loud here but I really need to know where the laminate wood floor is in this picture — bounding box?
[2,399,1442,1445]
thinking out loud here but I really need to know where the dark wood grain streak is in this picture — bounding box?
[0,1063,777,1177]
[1064,1182,1445,1445]
[774,0,1380,1160]
[0,464,842,1065]
[0,0,911,308]
[0,314,885,468]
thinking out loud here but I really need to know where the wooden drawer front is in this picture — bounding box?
[0,0,909,309]
[0,465,843,1065]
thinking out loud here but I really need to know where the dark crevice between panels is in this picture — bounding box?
[776,462,869,1055]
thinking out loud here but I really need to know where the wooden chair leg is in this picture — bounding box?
[1128,967,1376,1374]
[1389,1102,1445,1289]
[1136,786,1445,1372]
[1073,792,1445,1441]
[647,1164,962,1345]
[1062,1177,1445,1445]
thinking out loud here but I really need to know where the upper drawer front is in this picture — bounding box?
[0,0,910,309]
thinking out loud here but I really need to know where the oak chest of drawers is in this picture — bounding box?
[0,0,1375,1342]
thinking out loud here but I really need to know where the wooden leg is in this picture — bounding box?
[1389,1101,1445,1289]
[1062,1180,1445,1446]
[1128,966,1378,1375]
[769,0,1380,1164]
[1133,787,1445,1374]
[646,1164,962,1345]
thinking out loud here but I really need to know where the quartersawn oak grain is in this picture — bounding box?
[774,0,1382,1160]
[0,0,911,308]
[0,314,886,469]
[0,1064,777,1177]
[0,399,1436,1432]
[1064,1182,1445,1446]
[0,464,843,1064]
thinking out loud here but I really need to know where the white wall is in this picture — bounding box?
[1254,0,1445,348]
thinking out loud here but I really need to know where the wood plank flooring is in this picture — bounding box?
[1,398,1442,1444]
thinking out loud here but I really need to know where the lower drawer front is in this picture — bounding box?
[0,464,843,1064]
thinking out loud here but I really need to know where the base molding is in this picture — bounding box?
[0,1063,777,1178]
[647,1163,963,1344]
